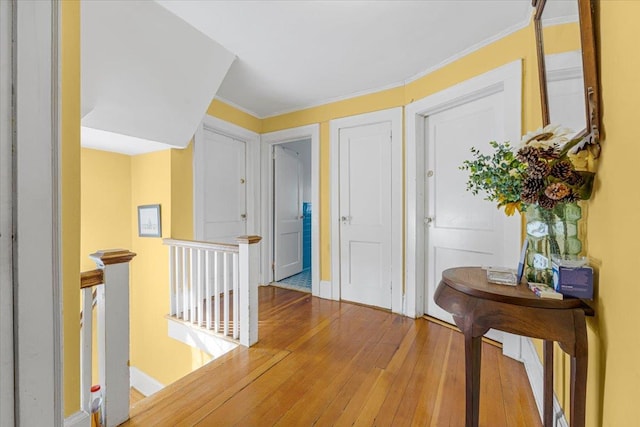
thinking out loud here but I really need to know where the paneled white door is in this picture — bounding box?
[202,129,247,241]
[273,145,303,281]
[339,122,392,309]
[424,92,520,340]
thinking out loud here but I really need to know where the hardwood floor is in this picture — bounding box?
[122,286,541,427]
[130,387,146,407]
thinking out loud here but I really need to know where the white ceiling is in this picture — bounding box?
[157,0,534,118]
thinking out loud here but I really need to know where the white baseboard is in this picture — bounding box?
[64,410,90,427]
[167,318,239,359]
[521,337,569,427]
[319,280,336,300]
[130,366,165,397]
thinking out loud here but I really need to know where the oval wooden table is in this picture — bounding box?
[435,267,594,427]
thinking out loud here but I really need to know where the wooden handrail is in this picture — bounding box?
[164,238,240,253]
[164,236,262,252]
[80,269,104,289]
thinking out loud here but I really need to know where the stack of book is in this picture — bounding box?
[528,282,563,300]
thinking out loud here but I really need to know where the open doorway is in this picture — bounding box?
[261,124,320,296]
[272,139,312,292]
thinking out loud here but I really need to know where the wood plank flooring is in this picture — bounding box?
[122,286,541,427]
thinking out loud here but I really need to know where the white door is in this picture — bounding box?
[202,129,247,241]
[424,92,520,339]
[273,145,303,281]
[339,122,392,309]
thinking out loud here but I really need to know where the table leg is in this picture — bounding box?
[543,340,554,427]
[464,332,482,427]
[570,311,588,427]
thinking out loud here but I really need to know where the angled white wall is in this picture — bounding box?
[81,0,236,151]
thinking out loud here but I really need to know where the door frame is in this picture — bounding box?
[193,115,260,241]
[261,124,320,295]
[405,60,522,318]
[330,108,403,312]
[0,0,13,422]
[8,1,64,424]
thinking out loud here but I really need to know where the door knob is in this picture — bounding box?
[341,216,352,223]
[424,217,434,225]
[240,214,247,220]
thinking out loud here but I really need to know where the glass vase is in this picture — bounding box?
[524,202,584,285]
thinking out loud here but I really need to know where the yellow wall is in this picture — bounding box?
[80,149,132,271]
[62,0,81,417]
[584,2,640,425]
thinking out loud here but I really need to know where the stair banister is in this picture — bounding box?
[80,249,136,427]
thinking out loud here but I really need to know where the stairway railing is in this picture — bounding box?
[164,236,261,347]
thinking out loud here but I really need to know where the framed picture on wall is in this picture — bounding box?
[137,204,162,237]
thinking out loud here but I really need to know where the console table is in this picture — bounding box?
[434,267,593,427]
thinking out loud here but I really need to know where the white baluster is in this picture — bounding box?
[233,253,239,339]
[80,286,93,413]
[223,252,230,337]
[182,246,188,321]
[205,250,211,330]
[168,245,176,316]
[214,251,220,333]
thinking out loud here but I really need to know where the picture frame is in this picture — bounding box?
[137,204,162,237]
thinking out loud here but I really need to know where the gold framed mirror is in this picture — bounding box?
[533,0,600,156]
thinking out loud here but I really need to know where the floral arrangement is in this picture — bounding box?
[460,125,595,216]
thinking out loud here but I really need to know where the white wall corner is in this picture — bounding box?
[521,337,569,427]
[64,410,91,427]
[130,366,165,398]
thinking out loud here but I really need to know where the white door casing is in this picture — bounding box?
[273,145,303,281]
[12,1,64,424]
[330,108,403,312]
[0,1,14,424]
[405,60,522,357]
[261,125,320,294]
[194,115,260,242]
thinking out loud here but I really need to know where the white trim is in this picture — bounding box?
[260,124,320,295]
[521,337,569,427]
[0,1,14,424]
[404,59,523,320]
[193,115,261,272]
[14,1,63,424]
[63,411,91,427]
[404,12,532,85]
[329,108,403,312]
[130,367,166,398]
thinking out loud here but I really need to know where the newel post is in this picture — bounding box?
[237,236,261,347]
[90,249,136,427]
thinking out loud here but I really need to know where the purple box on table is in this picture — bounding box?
[552,263,593,299]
